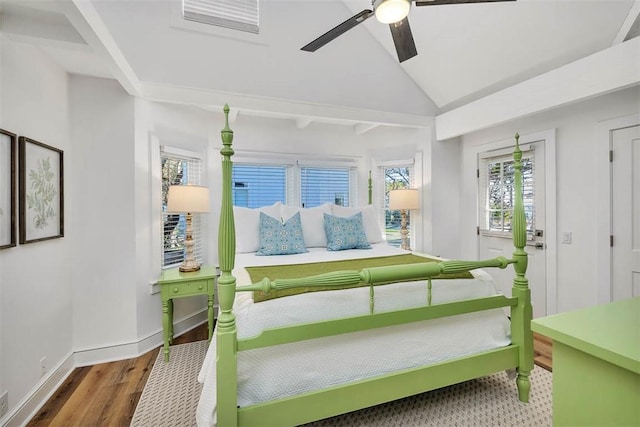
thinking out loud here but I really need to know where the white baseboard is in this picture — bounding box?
[74,309,208,366]
[2,352,75,427]
[2,310,211,427]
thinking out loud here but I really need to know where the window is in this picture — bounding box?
[300,167,351,208]
[161,147,204,268]
[232,164,286,208]
[183,0,259,34]
[231,160,355,208]
[379,162,415,247]
[479,150,535,235]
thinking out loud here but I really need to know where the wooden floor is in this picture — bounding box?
[26,325,551,427]
[533,332,553,371]
[26,326,209,427]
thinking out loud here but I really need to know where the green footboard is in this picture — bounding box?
[215,105,533,427]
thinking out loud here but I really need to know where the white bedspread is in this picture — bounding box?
[196,245,510,427]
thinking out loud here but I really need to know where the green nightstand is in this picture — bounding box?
[158,266,217,362]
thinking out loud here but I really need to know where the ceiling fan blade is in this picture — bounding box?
[389,17,417,63]
[415,0,515,6]
[301,9,374,52]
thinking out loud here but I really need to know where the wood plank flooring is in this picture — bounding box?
[26,326,208,427]
[534,332,553,371]
[26,325,551,426]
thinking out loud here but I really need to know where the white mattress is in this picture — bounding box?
[196,245,510,427]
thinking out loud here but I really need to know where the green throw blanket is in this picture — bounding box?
[245,253,473,302]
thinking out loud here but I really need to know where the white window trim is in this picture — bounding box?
[371,151,423,251]
[161,146,205,270]
[477,146,536,238]
[231,151,362,208]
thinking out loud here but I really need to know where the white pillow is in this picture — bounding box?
[282,203,332,248]
[233,202,282,253]
[331,204,386,244]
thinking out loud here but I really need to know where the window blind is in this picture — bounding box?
[161,148,204,268]
[232,164,286,208]
[300,167,352,208]
[183,0,259,34]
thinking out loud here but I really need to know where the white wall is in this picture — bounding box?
[0,38,73,419]
[458,86,640,313]
[69,75,138,356]
[430,138,461,258]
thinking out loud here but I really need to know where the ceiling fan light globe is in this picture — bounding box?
[374,0,411,24]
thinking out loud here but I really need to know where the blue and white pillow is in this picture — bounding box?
[256,212,308,256]
[324,212,372,251]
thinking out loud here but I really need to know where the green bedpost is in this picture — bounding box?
[368,170,372,205]
[510,133,534,402]
[216,104,239,427]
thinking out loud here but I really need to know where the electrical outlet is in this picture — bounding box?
[40,356,47,377]
[0,391,8,417]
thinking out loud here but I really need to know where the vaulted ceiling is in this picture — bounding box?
[2,0,639,137]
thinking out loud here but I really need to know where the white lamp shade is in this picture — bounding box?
[374,0,411,24]
[389,188,420,210]
[167,185,210,213]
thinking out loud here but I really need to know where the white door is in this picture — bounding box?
[612,125,640,300]
[478,139,547,318]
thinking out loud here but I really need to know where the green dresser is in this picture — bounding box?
[532,297,640,426]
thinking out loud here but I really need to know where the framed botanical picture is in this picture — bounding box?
[19,136,64,244]
[0,129,17,249]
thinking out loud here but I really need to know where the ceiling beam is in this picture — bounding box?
[141,82,434,130]
[435,37,640,141]
[296,118,313,129]
[612,0,640,44]
[354,123,379,135]
[228,108,239,123]
[65,0,141,96]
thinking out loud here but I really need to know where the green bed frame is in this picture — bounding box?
[215,105,533,427]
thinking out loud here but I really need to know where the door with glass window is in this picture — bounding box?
[478,140,546,318]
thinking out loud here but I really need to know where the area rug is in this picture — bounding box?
[132,340,552,427]
[131,340,208,427]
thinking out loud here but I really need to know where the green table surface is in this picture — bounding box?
[159,265,218,283]
[531,297,640,374]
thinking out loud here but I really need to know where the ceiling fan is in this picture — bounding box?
[301,0,516,63]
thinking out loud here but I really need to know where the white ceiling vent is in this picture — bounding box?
[183,0,259,34]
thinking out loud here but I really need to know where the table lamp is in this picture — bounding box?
[167,184,210,272]
[389,188,419,250]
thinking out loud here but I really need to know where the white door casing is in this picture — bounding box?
[476,130,557,318]
[611,125,640,300]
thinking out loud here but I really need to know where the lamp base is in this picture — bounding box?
[179,212,200,272]
[178,258,201,272]
[400,209,411,251]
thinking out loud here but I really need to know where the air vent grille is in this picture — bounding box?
[183,0,259,34]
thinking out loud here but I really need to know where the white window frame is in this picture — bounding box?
[376,159,416,248]
[160,145,205,269]
[478,144,536,240]
[296,159,358,208]
[231,151,359,208]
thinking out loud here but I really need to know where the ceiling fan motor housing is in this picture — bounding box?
[373,0,411,24]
